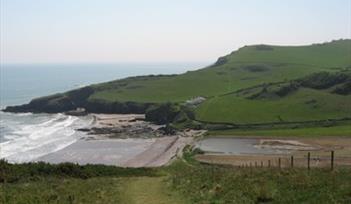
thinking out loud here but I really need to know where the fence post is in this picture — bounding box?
[268,160,271,168]
[291,156,294,168]
[255,161,257,168]
[331,151,334,171]
[261,161,263,168]
[307,152,311,170]
[278,158,281,169]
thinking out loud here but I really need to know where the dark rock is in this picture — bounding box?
[158,124,177,135]
[77,128,90,132]
[65,108,87,116]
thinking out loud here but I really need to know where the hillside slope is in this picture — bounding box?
[90,40,351,103]
[4,39,351,125]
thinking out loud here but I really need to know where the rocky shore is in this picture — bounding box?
[36,114,205,167]
[78,114,167,139]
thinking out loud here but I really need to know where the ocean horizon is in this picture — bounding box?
[0,62,209,107]
[0,62,209,163]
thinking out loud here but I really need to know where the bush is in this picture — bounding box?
[275,81,300,97]
[145,103,180,125]
[0,160,158,183]
[332,81,351,95]
[300,72,350,89]
[213,56,228,66]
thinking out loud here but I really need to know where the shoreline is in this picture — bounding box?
[35,113,204,167]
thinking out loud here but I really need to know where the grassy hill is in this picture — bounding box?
[90,39,351,103]
[90,40,351,126]
[5,39,351,130]
[196,70,351,124]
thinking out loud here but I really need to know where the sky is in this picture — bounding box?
[1,0,350,64]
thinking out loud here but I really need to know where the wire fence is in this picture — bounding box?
[238,151,342,170]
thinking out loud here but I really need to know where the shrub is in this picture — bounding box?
[300,72,350,89]
[0,160,158,183]
[145,103,180,125]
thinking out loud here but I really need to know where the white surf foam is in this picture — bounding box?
[0,112,92,163]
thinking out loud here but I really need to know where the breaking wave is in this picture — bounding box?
[0,112,93,163]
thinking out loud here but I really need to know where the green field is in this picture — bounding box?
[208,124,351,137]
[196,88,351,124]
[167,160,351,204]
[2,152,351,204]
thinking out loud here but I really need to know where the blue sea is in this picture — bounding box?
[0,62,208,162]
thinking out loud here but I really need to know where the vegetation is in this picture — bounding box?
[118,177,189,204]
[0,160,159,204]
[167,160,351,204]
[145,103,181,125]
[0,160,158,183]
[208,124,351,137]
[1,177,123,204]
[90,39,351,104]
[2,147,351,204]
[196,87,351,124]
[5,40,351,132]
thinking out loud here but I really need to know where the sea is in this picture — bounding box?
[0,62,208,163]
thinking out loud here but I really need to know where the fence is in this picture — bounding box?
[238,151,337,170]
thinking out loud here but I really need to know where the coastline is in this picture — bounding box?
[35,113,204,167]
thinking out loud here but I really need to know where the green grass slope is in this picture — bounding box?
[90,39,351,104]
[196,88,351,124]
[89,39,351,124]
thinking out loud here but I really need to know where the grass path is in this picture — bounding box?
[119,176,187,204]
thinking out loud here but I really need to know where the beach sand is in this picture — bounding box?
[36,136,193,167]
[36,114,202,167]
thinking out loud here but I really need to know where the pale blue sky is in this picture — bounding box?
[1,0,350,64]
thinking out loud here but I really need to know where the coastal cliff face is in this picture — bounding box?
[3,86,153,114]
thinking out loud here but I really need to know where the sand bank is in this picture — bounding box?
[36,114,203,167]
[36,136,194,167]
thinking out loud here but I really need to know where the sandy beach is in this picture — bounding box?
[36,114,202,167]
